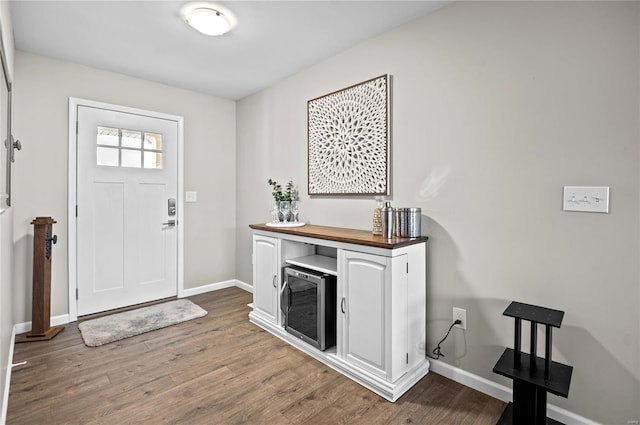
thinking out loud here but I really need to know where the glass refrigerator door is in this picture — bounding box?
[287,276,318,343]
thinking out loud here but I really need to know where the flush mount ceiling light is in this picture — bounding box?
[185,7,231,36]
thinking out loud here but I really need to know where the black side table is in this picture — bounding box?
[493,301,573,425]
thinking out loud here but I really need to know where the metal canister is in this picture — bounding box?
[395,207,421,237]
[394,208,401,237]
[381,202,394,239]
[395,208,406,237]
[406,207,421,237]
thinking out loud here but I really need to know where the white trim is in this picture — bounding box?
[430,360,601,425]
[1,326,16,425]
[0,194,7,216]
[67,97,184,322]
[176,116,185,309]
[179,279,253,298]
[429,359,511,402]
[14,314,70,336]
[180,280,236,297]
[67,99,77,321]
[234,280,253,293]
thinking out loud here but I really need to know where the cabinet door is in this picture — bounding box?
[340,250,391,378]
[253,235,279,324]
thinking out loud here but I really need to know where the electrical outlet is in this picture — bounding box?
[453,307,467,330]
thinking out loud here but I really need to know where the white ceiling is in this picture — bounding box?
[10,1,450,100]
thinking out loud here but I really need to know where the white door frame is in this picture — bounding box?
[68,97,185,322]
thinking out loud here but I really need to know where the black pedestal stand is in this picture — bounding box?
[493,301,573,425]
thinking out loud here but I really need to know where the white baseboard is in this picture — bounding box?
[1,326,16,425]
[180,279,253,298]
[14,314,70,336]
[234,280,253,293]
[429,358,512,401]
[430,359,600,425]
[180,279,237,297]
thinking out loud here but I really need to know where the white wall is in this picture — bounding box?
[12,52,237,323]
[0,1,14,421]
[236,2,640,423]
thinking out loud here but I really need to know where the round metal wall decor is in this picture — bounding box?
[307,75,390,196]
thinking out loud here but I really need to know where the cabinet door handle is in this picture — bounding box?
[272,275,277,288]
[280,279,289,315]
[341,297,346,314]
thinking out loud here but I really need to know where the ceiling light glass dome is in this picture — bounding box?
[185,7,231,36]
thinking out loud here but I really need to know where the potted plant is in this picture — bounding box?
[268,179,296,222]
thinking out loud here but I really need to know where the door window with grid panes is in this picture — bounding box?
[96,126,163,169]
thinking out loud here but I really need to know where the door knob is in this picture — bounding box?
[162,220,176,227]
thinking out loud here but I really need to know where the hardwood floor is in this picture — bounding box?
[8,287,506,424]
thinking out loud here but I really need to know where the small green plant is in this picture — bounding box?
[268,179,295,202]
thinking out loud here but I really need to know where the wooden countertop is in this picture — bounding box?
[249,223,428,249]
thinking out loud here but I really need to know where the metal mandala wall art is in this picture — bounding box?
[307,75,390,196]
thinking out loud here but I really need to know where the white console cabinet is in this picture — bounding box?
[249,224,428,402]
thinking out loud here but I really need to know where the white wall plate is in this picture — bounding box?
[562,186,609,213]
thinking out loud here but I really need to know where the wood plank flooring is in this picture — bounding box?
[8,287,506,424]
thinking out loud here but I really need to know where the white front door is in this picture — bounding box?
[76,104,179,316]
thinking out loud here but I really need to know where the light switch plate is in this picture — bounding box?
[185,191,197,203]
[562,186,609,213]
